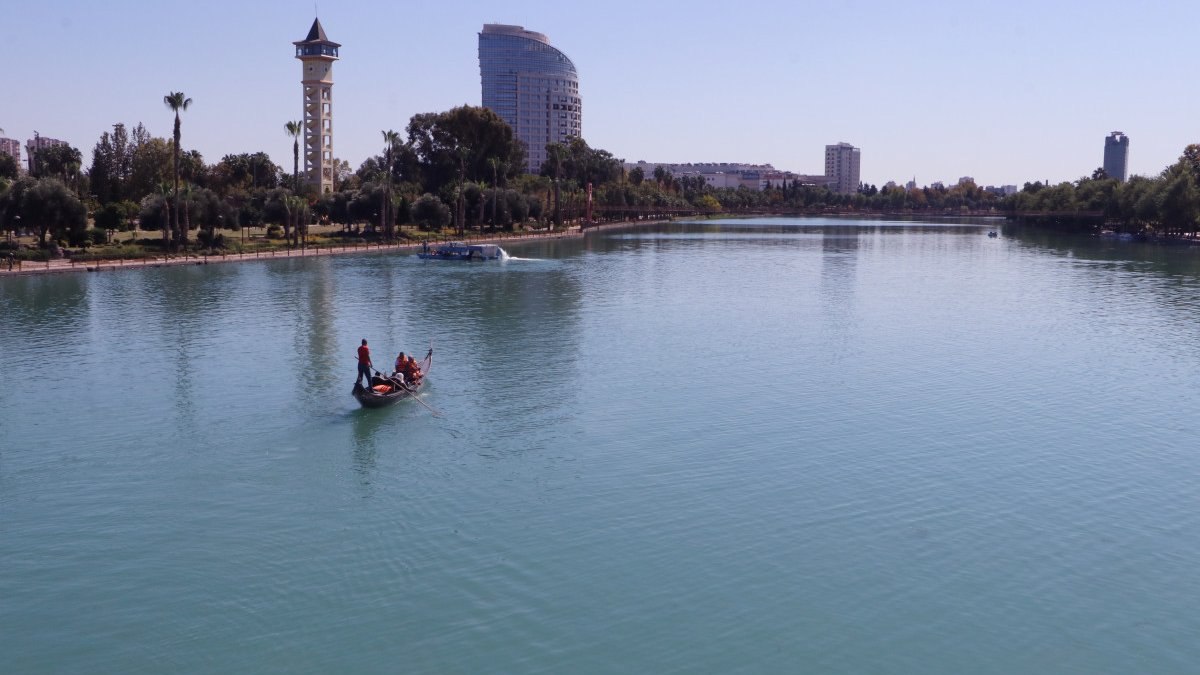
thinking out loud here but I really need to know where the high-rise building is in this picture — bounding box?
[294,18,339,194]
[0,137,20,169]
[825,142,861,194]
[1103,131,1129,182]
[479,24,582,173]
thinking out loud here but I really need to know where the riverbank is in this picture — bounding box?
[0,223,645,277]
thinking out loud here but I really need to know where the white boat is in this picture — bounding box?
[417,242,506,261]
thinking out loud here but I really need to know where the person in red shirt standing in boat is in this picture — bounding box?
[356,339,373,389]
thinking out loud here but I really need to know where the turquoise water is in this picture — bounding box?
[3,218,1200,673]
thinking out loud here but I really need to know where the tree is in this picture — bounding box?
[487,157,507,231]
[164,91,193,249]
[405,105,526,194]
[34,144,84,190]
[545,142,567,226]
[210,152,280,194]
[381,129,401,240]
[411,193,450,231]
[285,120,303,194]
[3,178,88,245]
[1159,169,1200,236]
[127,137,174,202]
[0,152,17,180]
[88,123,136,204]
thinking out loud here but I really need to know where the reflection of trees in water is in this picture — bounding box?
[153,264,242,434]
[1007,226,1200,328]
[0,274,89,414]
[0,273,88,341]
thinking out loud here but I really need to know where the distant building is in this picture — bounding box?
[0,138,19,168]
[623,161,832,192]
[824,142,860,194]
[25,135,67,175]
[480,24,582,174]
[294,17,340,194]
[1103,131,1129,182]
[958,176,975,186]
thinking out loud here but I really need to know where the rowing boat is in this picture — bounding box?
[351,347,433,408]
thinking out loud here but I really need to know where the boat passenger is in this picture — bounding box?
[404,354,423,384]
[393,352,406,377]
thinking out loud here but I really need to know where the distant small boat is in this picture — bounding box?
[417,242,506,261]
[352,348,433,409]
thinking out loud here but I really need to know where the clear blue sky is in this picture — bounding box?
[7,0,1197,187]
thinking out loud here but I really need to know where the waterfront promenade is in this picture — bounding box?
[0,225,597,277]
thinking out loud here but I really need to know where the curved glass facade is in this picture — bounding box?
[479,24,582,173]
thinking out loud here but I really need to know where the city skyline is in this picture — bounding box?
[6,0,1198,188]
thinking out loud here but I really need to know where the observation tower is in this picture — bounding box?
[294,18,340,193]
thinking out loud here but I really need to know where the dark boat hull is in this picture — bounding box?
[352,349,432,408]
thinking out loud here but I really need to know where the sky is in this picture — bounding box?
[6,0,1198,188]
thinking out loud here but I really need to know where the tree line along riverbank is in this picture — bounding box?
[6,94,1200,258]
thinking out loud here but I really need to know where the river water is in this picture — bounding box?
[3,217,1200,673]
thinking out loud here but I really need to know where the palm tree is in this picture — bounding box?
[381,130,400,240]
[163,91,192,249]
[157,181,173,251]
[488,157,504,232]
[546,143,567,227]
[285,121,302,194]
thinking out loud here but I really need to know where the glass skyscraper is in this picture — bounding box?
[479,24,582,173]
[1103,131,1129,182]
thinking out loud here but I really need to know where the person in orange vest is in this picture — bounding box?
[404,354,423,385]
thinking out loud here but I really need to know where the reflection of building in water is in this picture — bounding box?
[296,262,338,396]
[818,225,862,317]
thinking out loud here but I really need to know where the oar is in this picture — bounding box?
[363,364,443,418]
[380,370,442,417]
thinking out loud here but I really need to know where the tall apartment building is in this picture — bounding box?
[25,135,68,175]
[0,138,20,168]
[479,24,582,174]
[294,18,339,194]
[825,142,861,194]
[1103,131,1129,182]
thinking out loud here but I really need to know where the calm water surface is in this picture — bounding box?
[3,217,1200,673]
